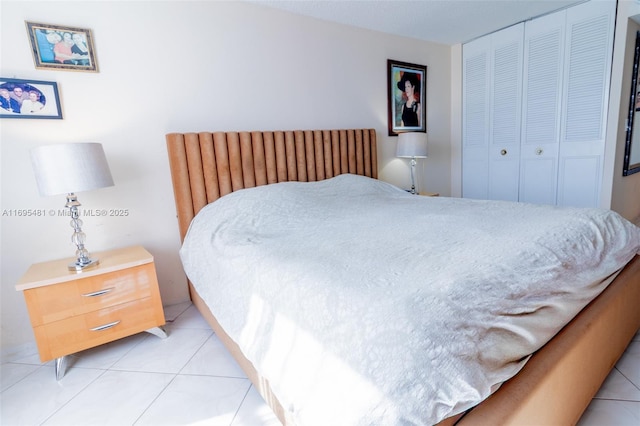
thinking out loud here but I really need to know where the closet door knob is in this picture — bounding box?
[536,148,543,155]
[500,149,507,156]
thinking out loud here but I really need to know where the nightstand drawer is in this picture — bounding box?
[24,263,157,327]
[32,297,162,361]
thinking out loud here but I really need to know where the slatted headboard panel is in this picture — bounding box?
[166,128,377,241]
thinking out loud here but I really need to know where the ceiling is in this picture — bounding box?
[249,0,585,45]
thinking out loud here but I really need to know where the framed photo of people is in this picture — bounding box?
[387,59,427,136]
[25,21,98,72]
[0,78,63,119]
[623,31,640,176]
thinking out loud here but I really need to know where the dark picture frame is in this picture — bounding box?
[624,31,640,176]
[25,21,98,72]
[0,78,63,119]
[387,59,427,136]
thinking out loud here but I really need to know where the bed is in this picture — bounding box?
[166,128,640,425]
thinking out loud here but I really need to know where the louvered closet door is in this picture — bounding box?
[557,0,615,208]
[462,34,490,199]
[488,24,523,201]
[463,24,523,200]
[519,11,565,205]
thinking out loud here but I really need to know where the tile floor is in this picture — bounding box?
[1,302,638,426]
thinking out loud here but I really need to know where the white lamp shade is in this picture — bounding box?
[396,132,428,158]
[30,143,114,196]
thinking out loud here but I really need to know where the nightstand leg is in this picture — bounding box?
[145,326,167,339]
[55,356,67,381]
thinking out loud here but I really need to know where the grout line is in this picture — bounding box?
[177,371,248,379]
[229,382,254,426]
[39,367,109,425]
[104,334,152,370]
[131,373,180,426]
[614,366,640,394]
[175,330,214,376]
[0,363,48,394]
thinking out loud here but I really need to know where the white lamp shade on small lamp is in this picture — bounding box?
[396,132,428,158]
[30,143,114,196]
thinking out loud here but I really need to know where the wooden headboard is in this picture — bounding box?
[166,128,377,241]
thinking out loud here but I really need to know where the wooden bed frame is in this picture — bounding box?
[166,128,640,426]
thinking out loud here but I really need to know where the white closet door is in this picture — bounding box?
[557,0,615,207]
[519,10,565,205]
[463,24,523,201]
[488,24,524,201]
[462,35,490,199]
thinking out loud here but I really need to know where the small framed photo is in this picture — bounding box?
[25,21,98,72]
[0,78,63,119]
[387,59,427,136]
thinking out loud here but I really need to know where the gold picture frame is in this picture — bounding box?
[25,21,98,73]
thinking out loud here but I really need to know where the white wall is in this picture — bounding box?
[0,1,451,359]
[608,0,640,223]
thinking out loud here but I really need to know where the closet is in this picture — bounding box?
[462,0,616,207]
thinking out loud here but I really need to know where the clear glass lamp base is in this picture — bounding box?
[66,193,100,272]
[68,258,99,272]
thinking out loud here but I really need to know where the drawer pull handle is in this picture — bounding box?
[82,288,114,297]
[90,320,121,331]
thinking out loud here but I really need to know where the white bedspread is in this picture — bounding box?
[180,174,640,425]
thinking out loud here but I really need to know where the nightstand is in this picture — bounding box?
[15,245,166,379]
[420,192,440,197]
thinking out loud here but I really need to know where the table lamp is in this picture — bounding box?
[396,132,428,194]
[30,143,114,271]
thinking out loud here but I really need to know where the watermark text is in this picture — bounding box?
[2,208,130,217]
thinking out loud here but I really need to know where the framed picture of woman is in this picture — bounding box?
[25,21,98,72]
[0,78,63,119]
[623,31,640,176]
[387,59,427,136]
